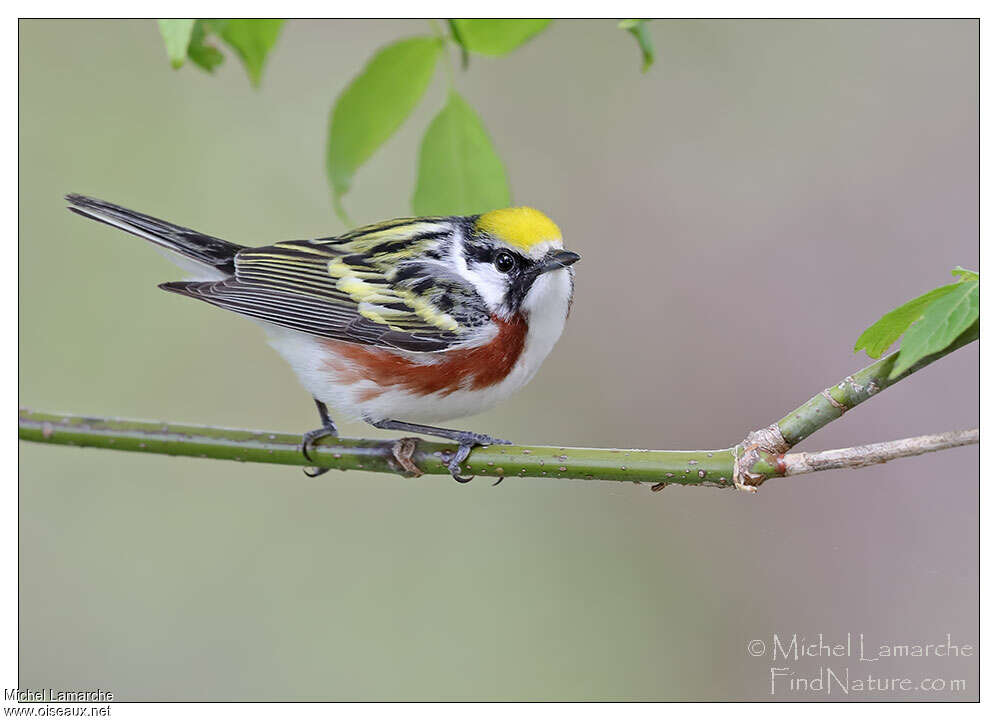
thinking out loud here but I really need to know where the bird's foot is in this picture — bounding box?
[443,433,512,484]
[301,425,338,477]
[364,417,510,485]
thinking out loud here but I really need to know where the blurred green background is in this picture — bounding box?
[19,20,978,700]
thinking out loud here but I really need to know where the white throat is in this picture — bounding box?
[515,266,573,380]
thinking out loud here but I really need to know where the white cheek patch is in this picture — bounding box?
[450,239,507,312]
[466,262,509,310]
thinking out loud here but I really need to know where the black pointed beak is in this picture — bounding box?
[540,250,581,273]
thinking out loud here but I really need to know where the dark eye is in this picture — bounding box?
[494,251,515,273]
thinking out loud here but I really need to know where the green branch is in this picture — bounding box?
[18,409,735,486]
[18,327,976,490]
[732,322,978,490]
[777,321,978,446]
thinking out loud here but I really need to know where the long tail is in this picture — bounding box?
[66,194,243,274]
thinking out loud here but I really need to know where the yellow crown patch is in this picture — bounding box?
[474,207,562,251]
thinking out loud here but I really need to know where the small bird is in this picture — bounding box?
[66,195,580,481]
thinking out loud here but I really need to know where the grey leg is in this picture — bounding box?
[301,399,338,478]
[366,418,511,483]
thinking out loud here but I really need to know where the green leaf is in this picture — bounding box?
[216,19,284,87]
[412,91,510,216]
[187,20,225,72]
[854,283,963,359]
[891,280,979,379]
[157,20,196,69]
[449,19,551,56]
[952,266,979,281]
[618,19,654,72]
[326,36,442,223]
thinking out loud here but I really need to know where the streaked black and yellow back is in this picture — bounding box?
[67,195,491,353]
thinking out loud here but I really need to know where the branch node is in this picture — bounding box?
[733,423,790,493]
[822,389,848,415]
[390,437,424,477]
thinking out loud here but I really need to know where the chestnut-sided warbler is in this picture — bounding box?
[66,195,580,482]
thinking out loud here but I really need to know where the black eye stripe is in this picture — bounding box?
[461,241,530,275]
[462,242,494,265]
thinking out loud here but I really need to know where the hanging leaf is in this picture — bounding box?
[186,20,225,72]
[154,19,283,84]
[326,36,442,223]
[157,20,196,69]
[215,19,285,87]
[619,19,655,73]
[449,19,551,56]
[412,91,510,216]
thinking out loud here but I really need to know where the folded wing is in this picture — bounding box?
[160,220,491,353]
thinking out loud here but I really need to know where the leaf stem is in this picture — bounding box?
[427,19,457,86]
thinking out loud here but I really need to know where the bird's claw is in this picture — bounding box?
[301,426,337,477]
[444,435,512,484]
[446,443,475,482]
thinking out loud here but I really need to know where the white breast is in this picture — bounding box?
[260,267,573,424]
